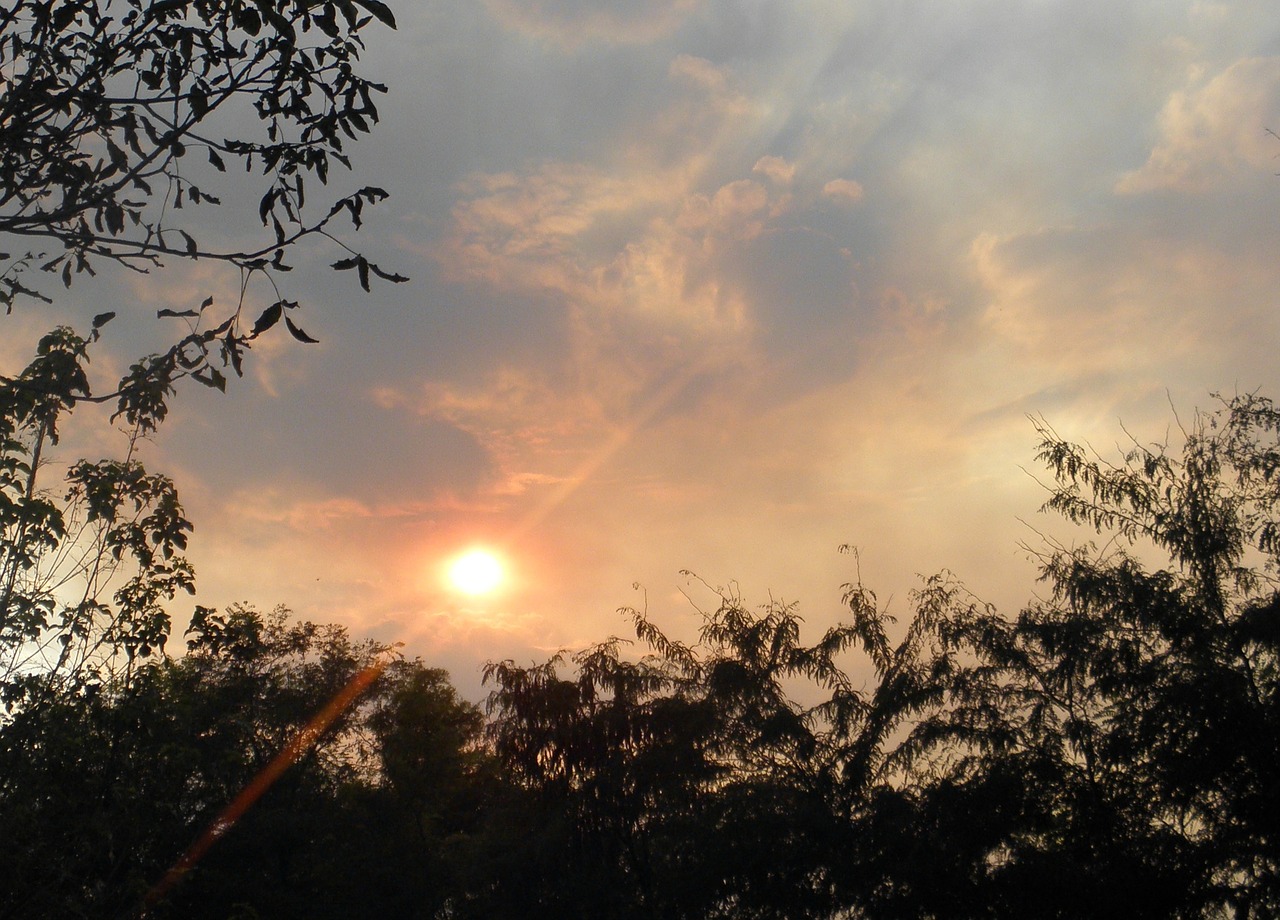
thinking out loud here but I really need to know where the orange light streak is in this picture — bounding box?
[506,360,705,542]
[143,659,387,911]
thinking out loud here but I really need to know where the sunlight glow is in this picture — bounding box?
[448,549,504,596]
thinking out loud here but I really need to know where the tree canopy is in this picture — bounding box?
[478,394,1280,919]
[0,604,493,918]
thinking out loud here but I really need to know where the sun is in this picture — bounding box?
[447,548,505,596]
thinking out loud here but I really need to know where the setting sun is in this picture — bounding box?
[447,549,505,596]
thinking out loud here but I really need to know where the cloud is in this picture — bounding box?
[482,0,698,49]
[437,151,871,412]
[668,52,729,93]
[1117,56,1280,194]
[753,155,797,185]
[972,226,1176,372]
[821,178,864,203]
[411,367,603,489]
[969,213,1280,405]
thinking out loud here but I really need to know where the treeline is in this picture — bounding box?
[2,342,1278,917]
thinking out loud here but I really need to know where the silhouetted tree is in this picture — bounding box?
[481,581,938,919]
[0,604,493,918]
[0,326,194,702]
[482,394,1280,919]
[1,0,405,399]
[890,395,1280,917]
[0,0,405,706]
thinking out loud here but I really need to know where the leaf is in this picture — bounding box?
[258,1,297,42]
[357,258,370,292]
[285,315,320,344]
[200,296,214,310]
[147,0,189,19]
[234,5,261,34]
[226,335,244,377]
[192,368,227,392]
[107,141,129,173]
[92,312,116,329]
[52,2,80,30]
[176,229,198,257]
[105,204,125,235]
[157,309,199,319]
[259,189,275,226]
[331,257,360,271]
[190,86,209,118]
[370,262,409,284]
[251,302,283,337]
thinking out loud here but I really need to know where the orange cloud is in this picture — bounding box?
[439,161,775,354]
[1117,56,1280,194]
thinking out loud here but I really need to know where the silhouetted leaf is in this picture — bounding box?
[192,368,226,392]
[284,315,319,344]
[370,262,409,283]
[251,302,283,336]
[355,0,396,27]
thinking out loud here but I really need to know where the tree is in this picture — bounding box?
[0,0,405,703]
[0,6,429,912]
[0,325,194,704]
[1,0,406,403]
[882,394,1280,917]
[480,579,942,919]
[0,604,495,918]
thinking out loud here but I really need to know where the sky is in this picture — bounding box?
[8,0,1280,699]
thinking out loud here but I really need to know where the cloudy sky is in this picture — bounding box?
[11,0,1280,698]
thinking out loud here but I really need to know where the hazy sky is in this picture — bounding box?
[11,0,1280,698]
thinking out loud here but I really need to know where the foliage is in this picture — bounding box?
[0,0,406,401]
[0,604,493,919]
[0,0,408,695]
[481,577,945,919]
[0,4,505,917]
[0,325,194,702]
[891,395,1280,917]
